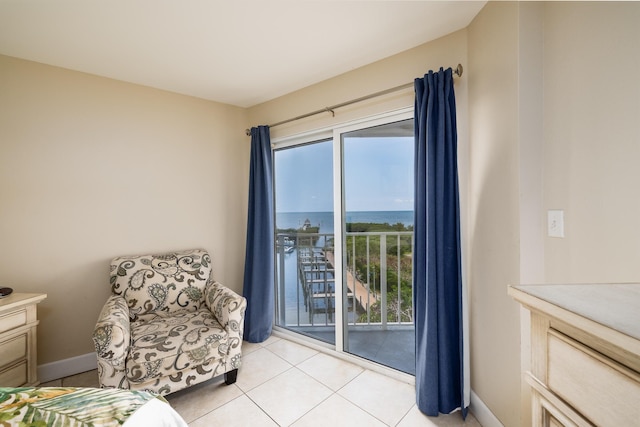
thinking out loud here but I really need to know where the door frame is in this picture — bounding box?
[331,107,414,353]
[271,106,414,356]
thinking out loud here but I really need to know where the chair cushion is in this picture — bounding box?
[126,309,229,385]
[110,249,211,320]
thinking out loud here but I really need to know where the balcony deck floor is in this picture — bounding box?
[289,327,415,375]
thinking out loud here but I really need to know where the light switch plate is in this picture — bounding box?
[548,210,564,238]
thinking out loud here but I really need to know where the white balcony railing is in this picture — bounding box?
[275,231,414,330]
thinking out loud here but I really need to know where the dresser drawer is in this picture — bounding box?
[548,330,640,426]
[0,361,27,386]
[0,333,27,367]
[0,309,27,334]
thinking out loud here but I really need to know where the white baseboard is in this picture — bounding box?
[470,390,503,427]
[38,352,98,383]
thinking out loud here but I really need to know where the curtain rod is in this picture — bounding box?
[245,64,463,136]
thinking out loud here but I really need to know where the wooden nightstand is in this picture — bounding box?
[0,293,47,386]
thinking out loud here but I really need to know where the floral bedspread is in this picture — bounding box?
[0,387,166,426]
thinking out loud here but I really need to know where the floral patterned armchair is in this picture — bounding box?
[92,249,246,396]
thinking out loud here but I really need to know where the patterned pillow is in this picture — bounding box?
[110,249,211,321]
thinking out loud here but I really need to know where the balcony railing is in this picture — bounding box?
[275,231,414,330]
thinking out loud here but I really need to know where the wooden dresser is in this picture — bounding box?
[0,293,47,386]
[509,284,640,427]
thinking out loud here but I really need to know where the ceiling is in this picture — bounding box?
[0,1,485,108]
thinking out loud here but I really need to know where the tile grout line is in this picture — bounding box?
[270,338,406,425]
[247,340,381,426]
[55,338,456,427]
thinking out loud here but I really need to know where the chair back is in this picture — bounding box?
[110,249,211,320]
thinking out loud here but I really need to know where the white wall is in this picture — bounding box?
[0,55,250,364]
[468,2,640,426]
[543,2,640,283]
[248,30,468,147]
[468,3,522,426]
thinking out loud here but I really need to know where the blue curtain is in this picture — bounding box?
[242,126,274,343]
[413,68,466,417]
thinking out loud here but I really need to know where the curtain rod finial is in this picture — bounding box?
[245,128,251,136]
[455,64,463,77]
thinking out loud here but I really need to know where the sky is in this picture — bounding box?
[274,135,414,213]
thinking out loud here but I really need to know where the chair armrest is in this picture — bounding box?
[205,282,247,342]
[93,294,131,364]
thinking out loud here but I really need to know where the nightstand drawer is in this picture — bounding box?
[0,293,46,386]
[548,331,640,426]
[0,309,27,334]
[0,361,27,386]
[0,333,27,367]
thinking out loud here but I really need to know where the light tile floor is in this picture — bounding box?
[44,335,481,426]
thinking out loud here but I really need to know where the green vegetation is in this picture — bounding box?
[276,224,321,246]
[345,222,413,323]
[346,222,413,233]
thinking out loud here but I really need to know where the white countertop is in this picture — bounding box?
[510,283,640,341]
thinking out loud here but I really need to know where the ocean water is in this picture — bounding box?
[276,211,413,234]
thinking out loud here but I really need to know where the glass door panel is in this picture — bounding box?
[341,119,415,374]
[273,139,335,344]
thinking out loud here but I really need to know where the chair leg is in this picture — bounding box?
[224,369,238,385]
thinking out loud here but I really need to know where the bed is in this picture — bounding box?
[0,387,188,426]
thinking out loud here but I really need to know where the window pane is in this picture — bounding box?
[341,119,415,374]
[273,139,335,344]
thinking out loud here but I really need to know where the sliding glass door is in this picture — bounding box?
[338,118,415,374]
[273,110,415,374]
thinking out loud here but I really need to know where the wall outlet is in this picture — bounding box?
[547,210,565,238]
